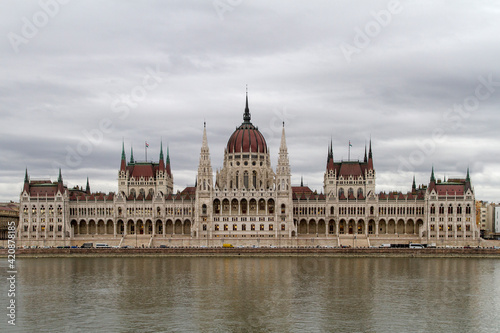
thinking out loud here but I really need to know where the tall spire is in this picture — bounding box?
[120,141,127,171]
[159,140,164,161]
[130,146,134,164]
[166,145,171,176]
[368,139,372,159]
[279,122,287,152]
[243,86,251,123]
[300,176,304,187]
[412,175,416,192]
[197,122,212,192]
[23,168,29,192]
[121,141,126,160]
[57,168,64,194]
[465,167,471,191]
[276,122,291,190]
[364,143,367,163]
[86,177,90,194]
[326,139,335,171]
[367,138,373,170]
[430,165,435,182]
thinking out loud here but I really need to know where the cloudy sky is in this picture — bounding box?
[1,0,499,202]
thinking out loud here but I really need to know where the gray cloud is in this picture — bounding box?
[1,0,499,203]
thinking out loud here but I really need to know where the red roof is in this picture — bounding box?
[339,163,363,178]
[227,123,267,154]
[292,186,314,195]
[128,164,157,178]
[181,187,196,195]
[435,184,464,196]
[29,184,59,196]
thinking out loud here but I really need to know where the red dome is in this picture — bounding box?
[227,123,267,154]
[227,92,267,154]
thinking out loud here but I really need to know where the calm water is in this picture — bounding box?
[1,256,499,333]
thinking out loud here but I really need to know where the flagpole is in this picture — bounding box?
[348,140,353,161]
[145,141,147,162]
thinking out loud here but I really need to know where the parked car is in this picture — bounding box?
[81,243,93,248]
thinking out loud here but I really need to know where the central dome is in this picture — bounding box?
[226,93,267,154]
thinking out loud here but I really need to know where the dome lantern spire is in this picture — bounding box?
[243,85,251,123]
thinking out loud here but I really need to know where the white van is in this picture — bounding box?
[409,243,424,249]
[95,243,110,248]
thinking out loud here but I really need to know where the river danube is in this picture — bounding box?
[1,256,499,332]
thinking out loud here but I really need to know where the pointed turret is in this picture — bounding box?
[301,176,304,187]
[166,145,171,176]
[465,167,471,191]
[243,87,251,123]
[364,144,367,163]
[412,175,416,193]
[86,177,90,194]
[57,168,64,193]
[276,122,291,193]
[197,122,213,192]
[159,141,165,172]
[326,139,334,171]
[367,139,374,170]
[130,147,135,164]
[23,168,30,192]
[429,165,436,192]
[120,141,127,171]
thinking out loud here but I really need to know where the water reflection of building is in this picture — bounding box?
[17,94,479,247]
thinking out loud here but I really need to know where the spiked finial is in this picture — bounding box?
[58,168,62,182]
[430,165,436,182]
[243,86,251,123]
[166,145,170,164]
[466,167,470,182]
[300,176,304,187]
[130,147,134,164]
[412,175,416,191]
[24,168,29,183]
[364,143,367,163]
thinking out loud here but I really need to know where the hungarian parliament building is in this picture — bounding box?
[18,95,479,247]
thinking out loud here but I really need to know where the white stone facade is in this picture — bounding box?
[17,100,479,247]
